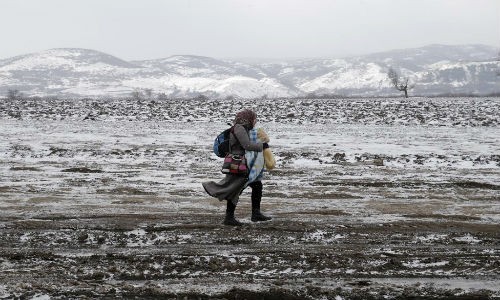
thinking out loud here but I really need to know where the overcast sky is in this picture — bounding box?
[1,0,498,60]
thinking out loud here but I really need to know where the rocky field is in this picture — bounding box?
[0,97,499,299]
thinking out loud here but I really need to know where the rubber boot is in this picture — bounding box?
[223,201,243,226]
[251,209,272,222]
[250,181,272,222]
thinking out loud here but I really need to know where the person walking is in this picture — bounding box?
[203,109,272,226]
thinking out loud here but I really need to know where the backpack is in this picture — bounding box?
[213,126,234,157]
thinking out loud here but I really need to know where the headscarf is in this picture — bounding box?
[234,109,257,129]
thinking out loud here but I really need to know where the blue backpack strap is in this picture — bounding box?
[228,125,235,154]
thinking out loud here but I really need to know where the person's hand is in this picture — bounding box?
[257,128,270,143]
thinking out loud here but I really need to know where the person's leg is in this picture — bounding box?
[224,200,243,226]
[250,181,263,211]
[249,181,272,222]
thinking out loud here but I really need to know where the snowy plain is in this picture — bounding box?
[0,97,499,299]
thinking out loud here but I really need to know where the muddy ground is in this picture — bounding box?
[2,213,500,299]
[0,97,499,299]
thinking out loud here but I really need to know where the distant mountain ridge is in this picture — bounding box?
[0,44,498,98]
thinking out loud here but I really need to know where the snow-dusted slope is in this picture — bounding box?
[258,44,499,96]
[132,55,266,78]
[128,55,297,98]
[0,49,296,98]
[0,45,498,98]
[0,48,145,97]
[298,62,393,96]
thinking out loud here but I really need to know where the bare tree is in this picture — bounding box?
[388,67,413,98]
[144,88,153,99]
[7,89,22,100]
[157,92,168,100]
[131,90,143,100]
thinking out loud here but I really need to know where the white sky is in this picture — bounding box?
[1,0,499,60]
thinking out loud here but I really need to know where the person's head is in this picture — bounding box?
[234,109,257,129]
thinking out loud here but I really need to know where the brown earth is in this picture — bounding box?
[1,206,499,299]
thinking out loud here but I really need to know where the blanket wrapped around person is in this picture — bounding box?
[245,128,265,187]
[246,128,276,184]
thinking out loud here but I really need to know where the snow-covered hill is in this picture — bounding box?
[258,44,499,96]
[0,45,498,98]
